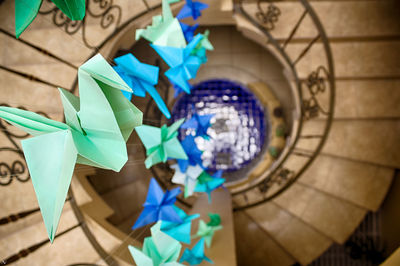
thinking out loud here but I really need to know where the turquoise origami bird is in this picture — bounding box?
[0,54,142,242]
[129,221,184,266]
[136,0,186,48]
[15,0,85,38]
[194,171,225,203]
[136,119,188,168]
[151,34,203,94]
[161,206,200,244]
[180,238,213,265]
[194,220,223,248]
[113,53,171,119]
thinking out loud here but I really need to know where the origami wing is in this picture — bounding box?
[51,0,86,20]
[151,44,184,68]
[180,22,199,43]
[132,178,164,229]
[22,130,78,242]
[191,238,213,263]
[0,106,69,136]
[135,125,163,168]
[177,0,209,20]
[165,68,192,94]
[15,0,42,38]
[163,137,188,161]
[128,245,153,266]
[15,0,85,38]
[151,221,182,264]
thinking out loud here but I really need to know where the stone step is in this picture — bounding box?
[297,154,394,211]
[0,204,100,266]
[333,80,400,119]
[234,211,296,266]
[272,183,367,244]
[286,41,400,79]
[0,69,64,119]
[245,201,333,265]
[297,119,400,168]
[242,0,400,39]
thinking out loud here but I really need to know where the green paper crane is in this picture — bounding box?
[135,119,188,169]
[0,54,142,242]
[135,0,186,48]
[207,213,221,227]
[194,220,223,248]
[191,30,214,63]
[129,221,184,266]
[15,0,86,38]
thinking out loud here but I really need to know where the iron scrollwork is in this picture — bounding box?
[0,104,49,186]
[255,0,281,30]
[302,66,330,120]
[38,0,122,49]
[258,167,295,194]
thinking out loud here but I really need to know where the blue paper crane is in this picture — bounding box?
[132,178,182,229]
[180,22,199,43]
[113,53,171,119]
[177,134,203,172]
[151,34,203,94]
[177,0,209,20]
[181,112,214,139]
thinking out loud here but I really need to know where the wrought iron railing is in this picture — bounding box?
[229,0,335,210]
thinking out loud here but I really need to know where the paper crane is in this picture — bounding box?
[180,238,213,265]
[194,220,223,248]
[161,206,200,244]
[207,213,221,227]
[194,171,225,203]
[132,178,182,229]
[136,119,188,168]
[177,134,203,172]
[180,22,199,43]
[191,30,214,64]
[113,53,171,119]
[0,54,142,242]
[136,0,186,48]
[129,221,184,266]
[15,0,85,38]
[171,164,203,198]
[151,34,203,94]
[181,112,214,139]
[177,0,209,20]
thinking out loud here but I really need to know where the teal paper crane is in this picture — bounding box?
[15,0,85,38]
[0,54,142,242]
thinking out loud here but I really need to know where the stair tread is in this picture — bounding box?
[273,183,367,244]
[298,154,394,211]
[297,119,400,168]
[242,1,400,39]
[245,202,332,265]
[234,211,296,266]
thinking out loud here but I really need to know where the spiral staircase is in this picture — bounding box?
[0,0,399,265]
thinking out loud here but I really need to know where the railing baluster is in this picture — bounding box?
[0,208,40,225]
[292,34,320,66]
[0,223,81,265]
[0,65,61,89]
[282,10,308,50]
[0,29,78,70]
[0,198,70,225]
